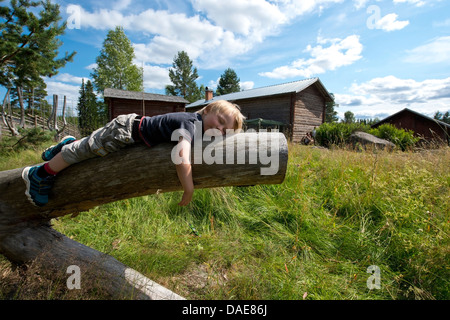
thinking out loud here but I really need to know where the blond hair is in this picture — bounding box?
[197,100,246,131]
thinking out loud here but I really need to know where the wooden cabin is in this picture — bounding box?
[372,108,450,145]
[104,88,189,121]
[186,78,334,143]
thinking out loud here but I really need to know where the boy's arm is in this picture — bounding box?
[175,138,194,206]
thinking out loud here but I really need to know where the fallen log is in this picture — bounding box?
[0,132,288,299]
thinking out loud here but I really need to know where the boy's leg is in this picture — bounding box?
[60,114,138,165]
[22,114,138,207]
[42,135,76,161]
[47,152,71,173]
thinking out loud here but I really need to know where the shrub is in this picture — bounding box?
[369,124,419,151]
[315,122,420,151]
[0,128,54,155]
[315,122,370,148]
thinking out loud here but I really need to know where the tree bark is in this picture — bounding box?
[0,132,288,299]
[1,88,19,136]
[17,87,26,129]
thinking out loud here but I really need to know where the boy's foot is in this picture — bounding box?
[22,165,56,207]
[41,135,76,161]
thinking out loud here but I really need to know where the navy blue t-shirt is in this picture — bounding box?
[138,112,203,147]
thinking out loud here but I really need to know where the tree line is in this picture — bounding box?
[340,110,450,125]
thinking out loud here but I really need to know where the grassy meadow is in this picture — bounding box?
[0,133,449,300]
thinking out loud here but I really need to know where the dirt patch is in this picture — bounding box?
[164,262,230,299]
[0,257,109,300]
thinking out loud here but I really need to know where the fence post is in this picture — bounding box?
[53,95,59,132]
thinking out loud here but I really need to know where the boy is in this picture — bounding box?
[22,100,245,207]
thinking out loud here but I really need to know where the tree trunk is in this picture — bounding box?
[55,95,67,140]
[1,88,19,136]
[47,94,58,131]
[0,132,288,299]
[17,87,26,129]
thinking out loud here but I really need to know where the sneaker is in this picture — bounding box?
[42,135,76,161]
[22,165,56,207]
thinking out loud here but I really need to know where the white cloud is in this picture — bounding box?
[44,81,83,109]
[404,36,450,64]
[68,0,345,71]
[85,63,97,70]
[191,0,287,41]
[259,35,363,79]
[112,0,132,11]
[134,40,188,65]
[276,0,345,19]
[72,5,244,68]
[142,64,171,90]
[433,18,450,28]
[191,0,344,38]
[353,0,370,9]
[240,81,255,91]
[77,7,125,30]
[350,76,450,102]
[336,76,450,118]
[51,73,88,85]
[393,0,426,7]
[374,13,409,31]
[43,73,94,110]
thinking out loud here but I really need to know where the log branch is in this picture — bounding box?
[0,132,288,299]
[0,225,184,299]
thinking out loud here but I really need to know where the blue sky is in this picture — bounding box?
[4,0,450,120]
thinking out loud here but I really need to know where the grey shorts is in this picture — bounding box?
[60,113,139,165]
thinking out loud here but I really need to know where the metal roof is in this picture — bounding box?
[186,77,333,108]
[104,88,189,104]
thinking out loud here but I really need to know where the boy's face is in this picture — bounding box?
[202,111,235,136]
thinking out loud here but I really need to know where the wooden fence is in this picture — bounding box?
[1,92,81,140]
[1,111,80,139]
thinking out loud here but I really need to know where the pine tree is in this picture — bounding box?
[434,110,450,124]
[216,68,240,95]
[91,26,143,94]
[77,79,87,135]
[86,80,100,129]
[77,79,100,136]
[165,51,200,103]
[325,93,339,123]
[443,112,450,124]
[0,0,76,111]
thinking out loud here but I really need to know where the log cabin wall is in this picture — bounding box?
[292,85,326,143]
[234,94,292,126]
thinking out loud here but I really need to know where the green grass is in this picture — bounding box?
[0,128,54,171]
[1,137,449,300]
